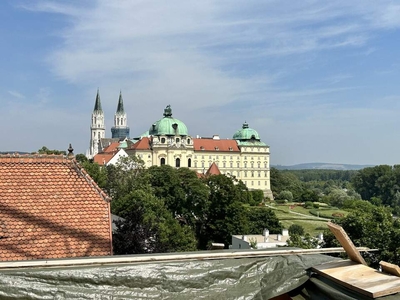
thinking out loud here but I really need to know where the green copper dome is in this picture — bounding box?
[233,122,261,141]
[149,105,188,136]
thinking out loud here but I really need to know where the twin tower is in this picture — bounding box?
[88,90,130,158]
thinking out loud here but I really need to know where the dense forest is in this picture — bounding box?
[271,166,400,266]
[75,147,400,265]
[77,155,281,253]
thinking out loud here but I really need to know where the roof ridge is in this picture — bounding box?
[0,154,69,163]
[71,160,111,203]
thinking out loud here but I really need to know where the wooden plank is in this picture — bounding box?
[380,261,400,277]
[327,222,367,265]
[312,260,400,298]
[0,247,374,270]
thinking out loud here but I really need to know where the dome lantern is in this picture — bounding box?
[149,105,189,136]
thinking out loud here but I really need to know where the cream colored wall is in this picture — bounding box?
[129,138,272,198]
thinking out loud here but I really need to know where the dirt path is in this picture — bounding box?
[265,204,331,221]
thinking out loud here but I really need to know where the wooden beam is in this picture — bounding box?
[327,222,367,265]
[313,260,400,298]
[0,247,374,270]
[380,261,400,277]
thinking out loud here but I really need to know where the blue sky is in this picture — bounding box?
[1,0,400,165]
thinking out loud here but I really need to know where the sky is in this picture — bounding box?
[1,0,400,165]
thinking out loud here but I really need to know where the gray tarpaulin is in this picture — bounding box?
[0,253,398,299]
[0,254,335,299]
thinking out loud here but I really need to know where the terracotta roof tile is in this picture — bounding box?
[93,153,114,165]
[206,162,221,176]
[193,139,240,152]
[102,142,120,153]
[0,154,112,261]
[130,137,151,150]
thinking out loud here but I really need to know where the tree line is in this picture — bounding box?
[77,155,282,254]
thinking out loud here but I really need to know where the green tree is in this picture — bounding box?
[323,205,400,266]
[287,233,319,249]
[81,160,108,189]
[36,146,66,155]
[75,153,88,164]
[278,190,293,202]
[247,207,282,234]
[200,174,249,248]
[288,224,305,236]
[113,189,197,254]
[106,155,146,203]
[299,189,319,203]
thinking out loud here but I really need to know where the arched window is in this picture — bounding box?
[98,132,100,139]
[176,158,181,168]
[188,158,192,168]
[121,119,123,125]
[160,158,166,165]
[117,118,119,125]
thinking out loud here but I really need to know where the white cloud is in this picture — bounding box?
[12,0,400,163]
[8,90,26,99]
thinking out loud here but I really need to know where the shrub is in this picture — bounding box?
[288,224,305,236]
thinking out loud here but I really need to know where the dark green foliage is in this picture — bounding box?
[286,169,357,182]
[277,190,293,202]
[84,157,282,253]
[249,190,264,206]
[304,201,313,209]
[112,190,197,254]
[352,165,400,213]
[270,168,303,200]
[36,146,66,155]
[200,175,250,248]
[299,189,320,203]
[323,205,400,267]
[288,224,305,236]
[81,160,108,189]
[75,153,88,164]
[247,207,282,234]
[287,233,319,249]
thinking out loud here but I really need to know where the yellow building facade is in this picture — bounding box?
[126,105,273,198]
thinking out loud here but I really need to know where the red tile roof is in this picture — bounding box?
[0,154,112,261]
[93,152,115,165]
[103,142,120,153]
[206,162,221,176]
[130,137,151,150]
[193,139,240,152]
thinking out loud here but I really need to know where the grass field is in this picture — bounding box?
[271,208,328,235]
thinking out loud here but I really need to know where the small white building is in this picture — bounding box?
[231,229,290,249]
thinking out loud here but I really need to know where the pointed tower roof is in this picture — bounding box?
[93,89,103,112]
[116,91,125,114]
[206,162,221,176]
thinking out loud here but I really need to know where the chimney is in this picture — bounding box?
[318,233,324,241]
[242,235,247,242]
[277,234,282,241]
[282,229,289,236]
[213,135,220,140]
[67,144,74,158]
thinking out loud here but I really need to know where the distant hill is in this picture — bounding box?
[272,162,374,171]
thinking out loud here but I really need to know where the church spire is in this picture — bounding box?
[116,91,125,113]
[111,91,130,139]
[93,89,102,112]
